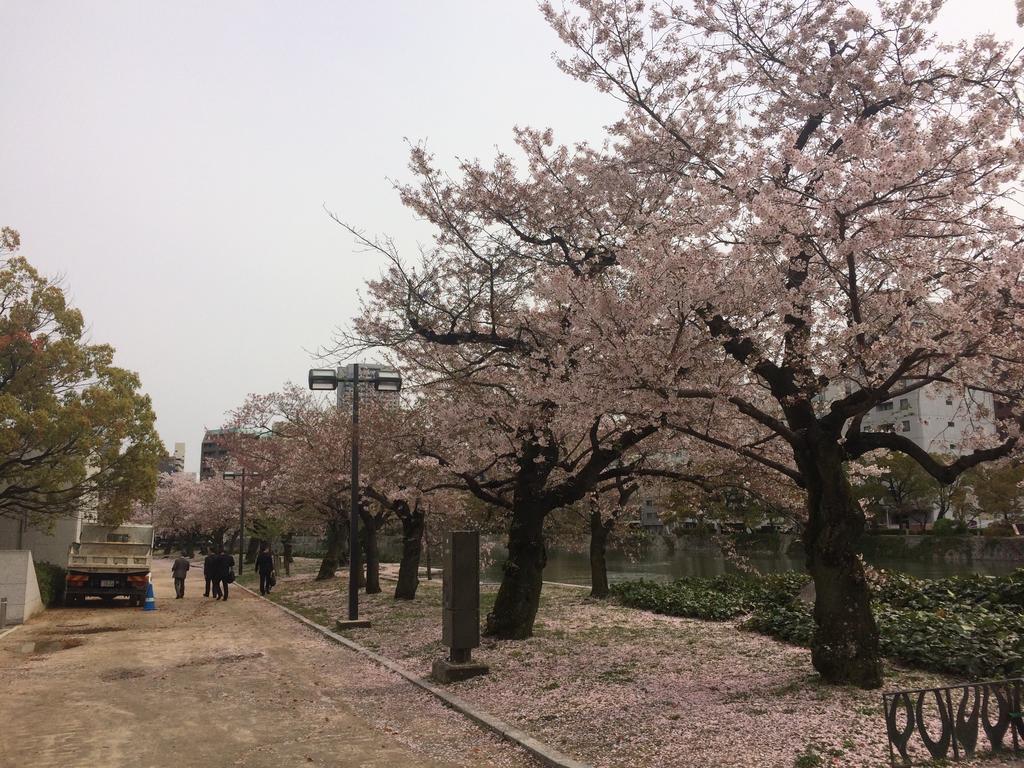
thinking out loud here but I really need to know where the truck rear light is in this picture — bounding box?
[66,574,88,584]
[127,574,149,586]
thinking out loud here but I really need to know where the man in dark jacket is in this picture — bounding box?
[203,550,221,598]
[171,553,190,599]
[255,545,275,595]
[215,547,235,601]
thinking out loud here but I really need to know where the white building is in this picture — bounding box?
[0,511,84,567]
[818,380,999,528]
[855,383,996,457]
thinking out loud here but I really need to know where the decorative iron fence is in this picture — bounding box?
[883,678,1024,766]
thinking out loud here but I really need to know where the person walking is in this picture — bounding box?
[255,545,275,595]
[171,553,190,599]
[216,547,235,601]
[203,549,221,598]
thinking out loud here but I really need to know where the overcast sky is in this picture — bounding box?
[1,1,1021,473]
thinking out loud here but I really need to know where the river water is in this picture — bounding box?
[478,543,1022,585]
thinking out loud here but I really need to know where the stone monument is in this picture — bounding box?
[431,530,489,683]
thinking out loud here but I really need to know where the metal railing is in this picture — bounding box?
[884,678,1024,765]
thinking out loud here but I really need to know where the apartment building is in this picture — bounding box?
[855,383,996,457]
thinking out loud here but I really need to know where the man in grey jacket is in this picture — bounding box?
[171,554,190,599]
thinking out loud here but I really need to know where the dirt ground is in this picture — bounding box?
[273,563,1024,768]
[0,560,538,768]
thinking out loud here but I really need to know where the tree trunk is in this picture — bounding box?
[362,510,381,595]
[212,527,226,553]
[282,533,293,576]
[245,536,259,564]
[424,526,433,580]
[485,501,546,639]
[184,530,199,558]
[316,515,346,580]
[799,439,882,689]
[394,510,425,600]
[589,510,611,599]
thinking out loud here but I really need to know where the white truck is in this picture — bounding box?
[65,523,154,606]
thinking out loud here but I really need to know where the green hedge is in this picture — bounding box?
[611,573,808,621]
[612,569,1024,679]
[931,518,968,536]
[34,561,66,607]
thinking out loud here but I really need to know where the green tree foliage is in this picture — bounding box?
[0,228,163,524]
[854,452,942,526]
[964,462,1024,523]
[855,452,1023,526]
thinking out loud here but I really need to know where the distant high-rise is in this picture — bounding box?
[157,441,187,475]
[199,427,266,479]
[335,363,402,407]
[199,428,233,479]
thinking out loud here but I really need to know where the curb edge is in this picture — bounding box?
[237,583,591,768]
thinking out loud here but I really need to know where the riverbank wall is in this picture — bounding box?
[855,534,1024,563]
[674,531,1024,564]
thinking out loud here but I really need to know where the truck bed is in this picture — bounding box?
[68,542,152,572]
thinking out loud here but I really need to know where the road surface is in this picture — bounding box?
[0,561,535,768]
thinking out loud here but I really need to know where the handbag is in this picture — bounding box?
[226,566,236,584]
[268,570,277,588]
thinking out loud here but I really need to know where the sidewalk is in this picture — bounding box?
[0,561,536,768]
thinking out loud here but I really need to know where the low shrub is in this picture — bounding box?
[745,600,814,645]
[611,573,809,622]
[614,567,1024,679]
[983,521,1016,538]
[875,604,1024,678]
[872,570,1024,611]
[931,518,967,536]
[34,561,66,607]
[610,576,751,620]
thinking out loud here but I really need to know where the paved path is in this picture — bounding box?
[0,562,535,768]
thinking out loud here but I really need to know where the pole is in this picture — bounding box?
[239,469,246,575]
[424,503,432,580]
[349,363,360,621]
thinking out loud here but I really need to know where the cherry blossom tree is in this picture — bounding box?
[147,473,198,552]
[344,0,1024,689]
[228,389,355,580]
[537,0,1024,687]
[229,386,446,599]
[148,473,238,555]
[345,262,681,636]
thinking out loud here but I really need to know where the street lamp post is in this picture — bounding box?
[308,363,401,625]
[223,469,256,574]
[349,362,361,621]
